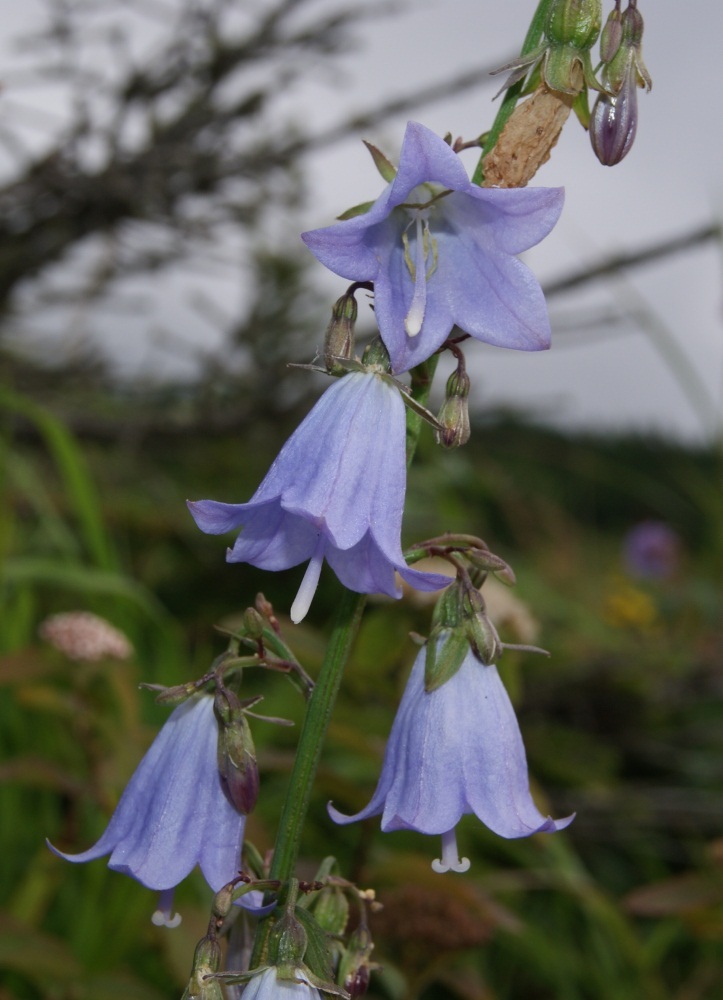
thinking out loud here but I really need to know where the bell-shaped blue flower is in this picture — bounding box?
[48,695,251,916]
[188,370,450,622]
[329,638,573,870]
[241,967,321,1000]
[302,122,564,373]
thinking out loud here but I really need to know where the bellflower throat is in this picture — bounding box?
[302,121,564,373]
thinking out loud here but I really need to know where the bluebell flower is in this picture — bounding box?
[49,695,252,921]
[188,370,451,623]
[240,968,321,1000]
[329,638,573,870]
[302,122,564,373]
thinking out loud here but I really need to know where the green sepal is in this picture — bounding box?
[544,46,582,95]
[429,583,463,633]
[293,906,335,984]
[424,628,468,693]
[363,140,397,182]
[337,200,376,221]
[572,85,591,128]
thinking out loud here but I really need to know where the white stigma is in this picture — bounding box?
[431,828,471,874]
[151,889,182,928]
[290,535,326,623]
[404,214,428,337]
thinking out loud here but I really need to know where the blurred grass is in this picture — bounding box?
[1,385,722,999]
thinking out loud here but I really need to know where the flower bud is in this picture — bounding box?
[180,935,223,1000]
[545,0,602,50]
[214,688,260,815]
[599,3,623,64]
[462,587,502,665]
[435,368,471,449]
[310,883,349,936]
[324,291,357,373]
[590,72,637,165]
[603,2,651,93]
[340,926,374,997]
[241,606,265,639]
[268,909,309,969]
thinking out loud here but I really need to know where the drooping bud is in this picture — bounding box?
[324,291,358,373]
[603,2,651,93]
[462,586,502,665]
[592,2,650,165]
[214,687,260,815]
[241,606,265,640]
[310,882,350,937]
[339,926,374,998]
[435,366,471,449]
[589,75,637,165]
[599,1,623,64]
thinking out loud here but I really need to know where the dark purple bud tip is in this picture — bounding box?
[589,77,637,165]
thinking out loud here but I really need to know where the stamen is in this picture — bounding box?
[151,888,182,927]
[404,214,428,337]
[290,535,326,623]
[431,828,471,874]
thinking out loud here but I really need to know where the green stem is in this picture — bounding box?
[250,586,365,966]
[406,354,440,466]
[250,356,444,966]
[471,0,551,186]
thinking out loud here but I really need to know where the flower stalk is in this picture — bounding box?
[472,0,552,185]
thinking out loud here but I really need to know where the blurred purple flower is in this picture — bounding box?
[624,520,682,580]
[49,695,252,919]
[302,121,564,373]
[330,638,573,869]
[188,371,450,622]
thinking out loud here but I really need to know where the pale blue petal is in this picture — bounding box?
[329,641,573,839]
[301,120,563,373]
[243,968,321,1000]
[190,371,449,610]
[49,696,248,894]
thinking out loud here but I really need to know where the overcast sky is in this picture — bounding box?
[2,0,722,441]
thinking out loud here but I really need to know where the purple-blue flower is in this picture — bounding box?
[49,695,250,921]
[623,520,681,580]
[329,637,573,870]
[302,122,564,373]
[188,370,450,622]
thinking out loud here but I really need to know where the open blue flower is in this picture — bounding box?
[49,695,251,919]
[329,637,573,870]
[188,370,450,622]
[302,122,564,374]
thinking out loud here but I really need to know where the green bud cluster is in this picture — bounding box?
[424,577,503,692]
